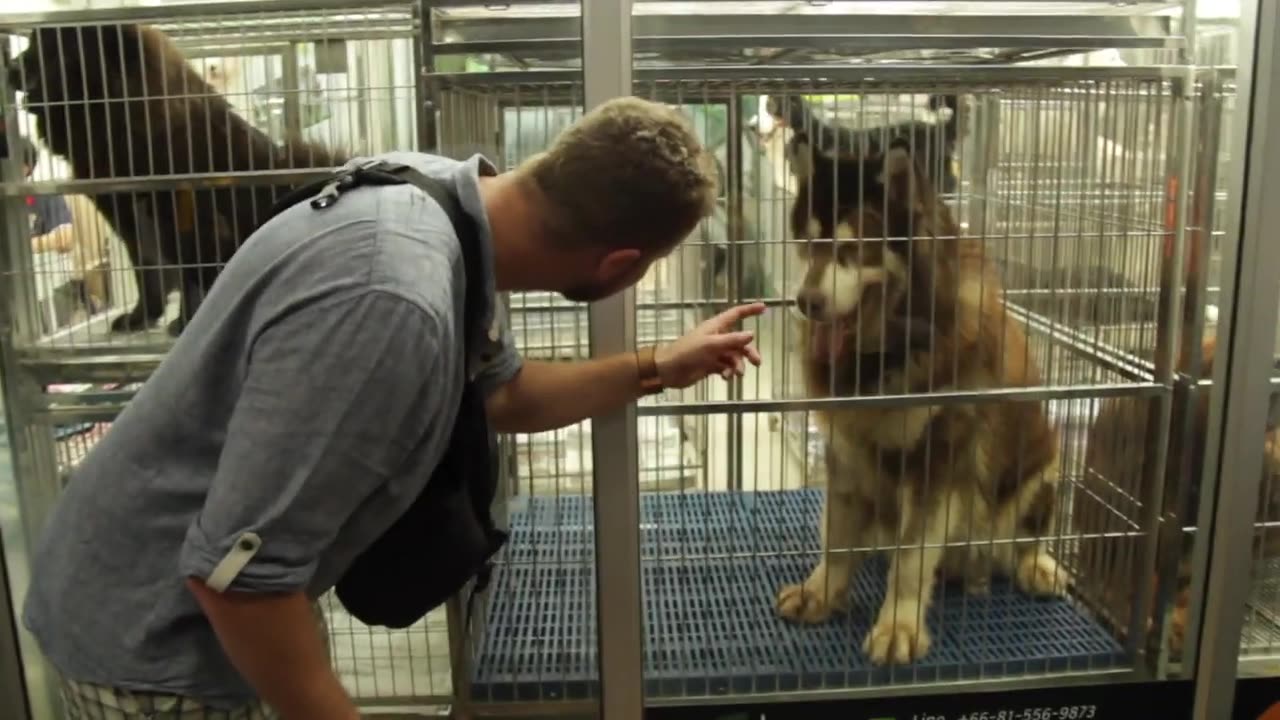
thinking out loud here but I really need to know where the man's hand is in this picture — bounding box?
[31,223,74,253]
[654,302,766,389]
[485,302,768,434]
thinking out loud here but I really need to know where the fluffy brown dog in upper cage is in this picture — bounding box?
[774,132,1072,665]
[9,23,348,337]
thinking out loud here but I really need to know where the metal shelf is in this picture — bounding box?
[0,1,1182,69]
[432,10,1182,69]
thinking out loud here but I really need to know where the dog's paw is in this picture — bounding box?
[863,617,931,665]
[963,575,992,597]
[1016,552,1070,597]
[776,582,837,624]
[111,309,156,334]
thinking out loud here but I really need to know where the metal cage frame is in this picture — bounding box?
[0,1,1277,720]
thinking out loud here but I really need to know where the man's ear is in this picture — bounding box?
[598,247,643,278]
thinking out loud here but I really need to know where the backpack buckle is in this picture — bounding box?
[310,172,359,209]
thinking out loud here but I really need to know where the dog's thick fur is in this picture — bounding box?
[774,134,1070,665]
[9,23,349,336]
[1081,335,1280,655]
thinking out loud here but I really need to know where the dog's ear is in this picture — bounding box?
[7,30,48,96]
[787,132,816,180]
[5,62,20,94]
[878,140,933,210]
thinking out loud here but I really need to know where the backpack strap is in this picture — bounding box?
[269,159,507,630]
[268,160,488,354]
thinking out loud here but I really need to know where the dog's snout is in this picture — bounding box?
[795,290,827,320]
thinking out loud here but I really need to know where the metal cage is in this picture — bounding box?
[1,1,1277,719]
[0,1,451,715]
[434,65,1203,713]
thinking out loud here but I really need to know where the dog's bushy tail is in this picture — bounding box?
[928,94,961,144]
[928,94,958,114]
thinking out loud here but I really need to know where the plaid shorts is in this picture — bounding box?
[58,681,277,720]
[57,602,330,719]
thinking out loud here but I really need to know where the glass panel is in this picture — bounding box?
[1231,0,1280,681]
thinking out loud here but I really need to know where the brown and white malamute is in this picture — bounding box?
[774,134,1071,665]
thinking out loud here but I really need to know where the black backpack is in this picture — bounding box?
[263,159,509,629]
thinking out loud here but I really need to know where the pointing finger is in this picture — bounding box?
[707,302,766,330]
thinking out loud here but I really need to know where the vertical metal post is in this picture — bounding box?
[967,96,1000,245]
[1,39,63,720]
[280,46,302,141]
[1181,0,1199,66]
[724,99,744,491]
[1161,69,1223,677]
[414,6,479,718]
[581,0,644,718]
[1192,0,1280,717]
[0,529,32,720]
[445,596,474,719]
[414,0,438,153]
[1128,69,1195,661]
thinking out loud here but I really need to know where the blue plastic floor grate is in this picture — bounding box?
[473,490,1129,702]
[1243,557,1280,650]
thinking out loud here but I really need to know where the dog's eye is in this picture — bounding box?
[835,243,863,266]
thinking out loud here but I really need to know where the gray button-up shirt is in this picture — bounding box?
[22,152,522,709]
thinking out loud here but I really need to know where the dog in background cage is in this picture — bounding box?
[1080,334,1280,657]
[773,133,1071,666]
[8,23,349,336]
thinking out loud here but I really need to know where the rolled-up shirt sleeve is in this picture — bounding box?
[179,290,439,594]
[475,300,523,396]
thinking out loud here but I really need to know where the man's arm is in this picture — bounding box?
[186,582,356,720]
[486,303,764,434]
[486,355,644,434]
[31,222,73,253]
[30,195,74,252]
[179,290,440,720]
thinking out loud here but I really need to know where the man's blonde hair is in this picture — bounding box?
[516,96,719,254]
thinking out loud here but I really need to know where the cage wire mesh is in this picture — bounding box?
[0,3,462,709]
[3,5,419,353]
[453,69,1198,705]
[1241,381,1280,661]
